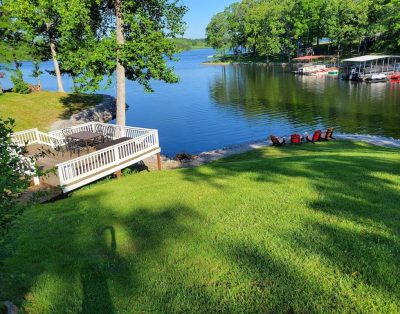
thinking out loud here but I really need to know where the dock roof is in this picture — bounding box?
[293,55,327,61]
[342,55,400,62]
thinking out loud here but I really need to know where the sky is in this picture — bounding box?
[182,0,237,38]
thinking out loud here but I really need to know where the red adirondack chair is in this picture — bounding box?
[270,135,285,146]
[290,134,302,144]
[321,128,335,141]
[306,130,321,143]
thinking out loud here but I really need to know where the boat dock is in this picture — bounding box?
[341,55,400,81]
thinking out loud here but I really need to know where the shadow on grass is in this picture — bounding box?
[0,196,204,312]
[59,93,103,120]
[181,140,400,305]
[183,141,400,226]
[0,140,399,312]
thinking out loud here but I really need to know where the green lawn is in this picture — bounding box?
[0,92,103,131]
[1,141,399,313]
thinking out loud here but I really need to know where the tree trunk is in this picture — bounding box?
[115,0,126,126]
[37,76,42,91]
[50,42,65,93]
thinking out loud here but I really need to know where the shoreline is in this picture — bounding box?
[144,133,400,170]
[28,132,400,202]
[202,61,289,66]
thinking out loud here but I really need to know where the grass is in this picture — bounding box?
[0,141,399,313]
[0,92,103,131]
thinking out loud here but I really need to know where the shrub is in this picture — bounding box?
[175,152,194,161]
[10,70,31,94]
[0,118,37,232]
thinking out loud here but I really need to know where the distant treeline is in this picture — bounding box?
[0,39,209,65]
[171,38,209,51]
[206,0,400,60]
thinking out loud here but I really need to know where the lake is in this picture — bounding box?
[3,48,400,156]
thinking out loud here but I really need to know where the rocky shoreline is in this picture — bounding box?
[50,94,123,131]
[143,133,400,171]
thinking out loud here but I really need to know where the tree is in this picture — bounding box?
[58,0,187,126]
[206,12,231,56]
[225,2,247,54]
[0,2,30,72]
[31,61,43,89]
[379,0,400,51]
[5,0,65,92]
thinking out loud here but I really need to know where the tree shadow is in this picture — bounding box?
[0,191,206,312]
[293,219,400,297]
[179,140,400,309]
[58,93,103,120]
[1,140,399,312]
[181,141,400,230]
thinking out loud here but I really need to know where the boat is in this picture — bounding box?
[365,74,388,83]
[292,55,334,75]
[389,74,400,81]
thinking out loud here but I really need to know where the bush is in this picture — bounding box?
[0,118,36,233]
[175,152,194,161]
[10,70,31,94]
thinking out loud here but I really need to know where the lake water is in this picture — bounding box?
[3,49,400,156]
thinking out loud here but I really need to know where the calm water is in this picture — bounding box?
[3,49,400,156]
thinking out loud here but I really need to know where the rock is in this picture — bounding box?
[50,94,128,131]
[3,301,18,314]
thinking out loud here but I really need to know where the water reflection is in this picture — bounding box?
[2,49,399,155]
[209,65,400,138]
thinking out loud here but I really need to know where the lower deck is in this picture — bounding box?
[28,144,96,187]
[29,143,161,191]
[15,123,162,193]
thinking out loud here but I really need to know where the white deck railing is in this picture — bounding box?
[12,122,161,191]
[56,129,159,186]
[11,128,60,147]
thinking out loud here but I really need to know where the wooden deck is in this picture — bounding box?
[27,144,95,187]
[14,122,161,192]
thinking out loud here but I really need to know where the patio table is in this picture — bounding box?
[67,131,104,153]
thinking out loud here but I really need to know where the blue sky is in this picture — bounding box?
[182,0,237,38]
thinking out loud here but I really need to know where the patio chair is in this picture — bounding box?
[65,137,83,157]
[62,128,73,137]
[95,124,106,134]
[306,130,321,144]
[320,128,335,141]
[51,138,66,156]
[290,134,302,144]
[270,135,285,146]
[104,126,115,141]
[93,124,106,144]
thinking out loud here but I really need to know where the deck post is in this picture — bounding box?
[156,153,162,171]
[31,176,40,187]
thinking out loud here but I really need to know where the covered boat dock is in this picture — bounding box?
[341,55,400,80]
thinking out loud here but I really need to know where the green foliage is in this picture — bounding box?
[31,61,43,80]
[378,0,400,52]
[0,3,31,67]
[10,70,30,94]
[206,0,400,59]
[0,118,32,217]
[0,141,399,312]
[171,38,208,51]
[56,0,188,93]
[206,12,231,54]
